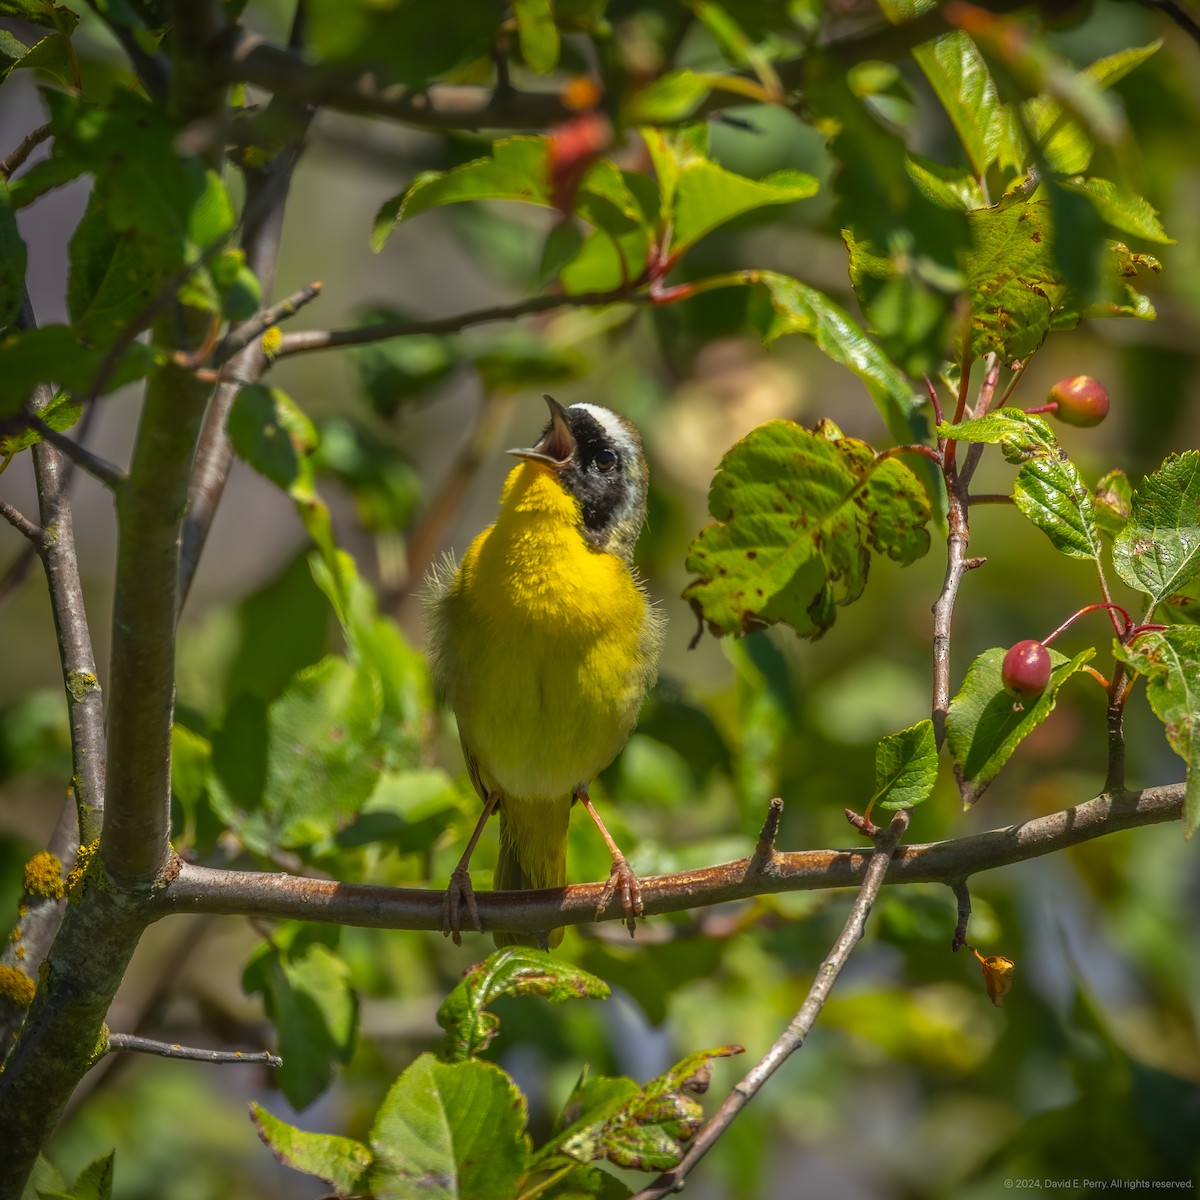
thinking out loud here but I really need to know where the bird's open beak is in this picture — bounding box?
[508,394,576,469]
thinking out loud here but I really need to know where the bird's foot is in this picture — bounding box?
[442,866,481,946]
[597,853,644,938]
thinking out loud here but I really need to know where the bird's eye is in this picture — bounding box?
[595,448,618,471]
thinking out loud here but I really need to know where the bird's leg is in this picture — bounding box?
[442,790,500,945]
[576,786,643,937]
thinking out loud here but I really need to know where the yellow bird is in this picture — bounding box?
[425,395,664,948]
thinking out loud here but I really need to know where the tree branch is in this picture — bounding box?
[104,1032,282,1068]
[0,496,46,544]
[152,784,1183,935]
[1,124,51,179]
[273,288,641,359]
[633,810,911,1199]
[210,280,323,366]
[24,415,127,491]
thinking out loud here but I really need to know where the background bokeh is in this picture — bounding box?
[2,2,1199,1196]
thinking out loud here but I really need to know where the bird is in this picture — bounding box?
[425,394,665,949]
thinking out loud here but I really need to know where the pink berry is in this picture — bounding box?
[1002,640,1052,698]
[1049,375,1109,428]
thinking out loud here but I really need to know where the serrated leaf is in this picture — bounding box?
[871,719,938,811]
[0,180,26,334]
[244,929,358,1110]
[1115,628,1200,837]
[1060,177,1172,245]
[683,420,931,641]
[670,162,817,255]
[938,407,1057,457]
[913,31,1001,177]
[1112,452,1200,606]
[1093,468,1132,539]
[946,646,1096,804]
[369,1055,530,1200]
[513,0,558,73]
[227,383,318,500]
[437,948,609,1063]
[251,1103,372,1194]
[749,271,924,439]
[1013,452,1101,562]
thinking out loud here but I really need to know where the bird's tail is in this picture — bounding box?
[493,794,571,950]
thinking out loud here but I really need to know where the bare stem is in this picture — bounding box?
[1,124,51,179]
[0,497,46,544]
[932,465,971,749]
[210,280,323,366]
[105,1032,282,1068]
[274,289,640,359]
[25,416,127,490]
[631,811,911,1200]
[152,784,1184,935]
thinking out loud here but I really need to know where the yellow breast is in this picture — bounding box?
[440,463,659,800]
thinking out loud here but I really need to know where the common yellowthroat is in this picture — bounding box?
[426,395,664,948]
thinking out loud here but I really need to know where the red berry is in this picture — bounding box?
[1002,640,1052,698]
[1049,375,1109,428]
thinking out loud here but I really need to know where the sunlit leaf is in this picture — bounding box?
[369,1055,530,1200]
[0,390,80,459]
[871,719,938,812]
[1112,452,1200,605]
[913,30,1001,177]
[227,384,319,500]
[513,0,558,73]
[1060,177,1173,245]
[1093,468,1132,539]
[437,947,610,1063]
[945,646,1096,804]
[1115,627,1200,837]
[251,1103,372,1195]
[684,419,931,641]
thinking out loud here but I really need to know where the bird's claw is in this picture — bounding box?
[442,865,481,945]
[597,853,643,938]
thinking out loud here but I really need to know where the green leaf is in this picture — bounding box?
[314,418,422,532]
[0,180,27,334]
[624,70,711,124]
[945,646,1096,804]
[1093,468,1132,540]
[938,408,1056,454]
[369,1055,530,1200]
[0,0,78,32]
[683,419,931,641]
[67,190,158,346]
[0,325,156,414]
[1060,177,1173,245]
[20,1154,65,1200]
[748,271,924,440]
[244,928,358,1110]
[12,31,76,89]
[437,947,610,1063]
[347,309,464,416]
[871,719,938,812]
[0,390,81,459]
[1115,628,1200,838]
[1112,452,1200,606]
[552,1047,742,1172]
[913,30,1001,177]
[670,162,818,255]
[39,1153,115,1200]
[513,0,558,73]
[250,1103,372,1194]
[472,332,589,393]
[904,153,985,212]
[227,384,319,499]
[1013,452,1102,562]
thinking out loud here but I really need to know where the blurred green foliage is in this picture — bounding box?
[1,0,1199,1197]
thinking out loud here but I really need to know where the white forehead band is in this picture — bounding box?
[569,403,639,459]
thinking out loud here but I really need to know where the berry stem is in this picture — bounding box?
[1023,402,1057,416]
[1042,602,1131,646]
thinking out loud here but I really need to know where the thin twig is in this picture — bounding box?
[25,416,127,491]
[0,497,46,545]
[967,493,1015,505]
[1,124,51,179]
[949,879,971,952]
[932,465,971,749]
[105,1033,282,1068]
[152,784,1185,935]
[210,280,323,366]
[274,288,642,359]
[632,811,911,1200]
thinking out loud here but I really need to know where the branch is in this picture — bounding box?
[1,124,51,179]
[24,415,127,491]
[105,1032,282,1068]
[179,6,314,607]
[633,810,911,1199]
[226,9,953,132]
[0,496,46,544]
[152,785,1184,935]
[210,280,323,366]
[273,288,641,359]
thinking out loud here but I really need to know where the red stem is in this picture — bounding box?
[1042,602,1132,647]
